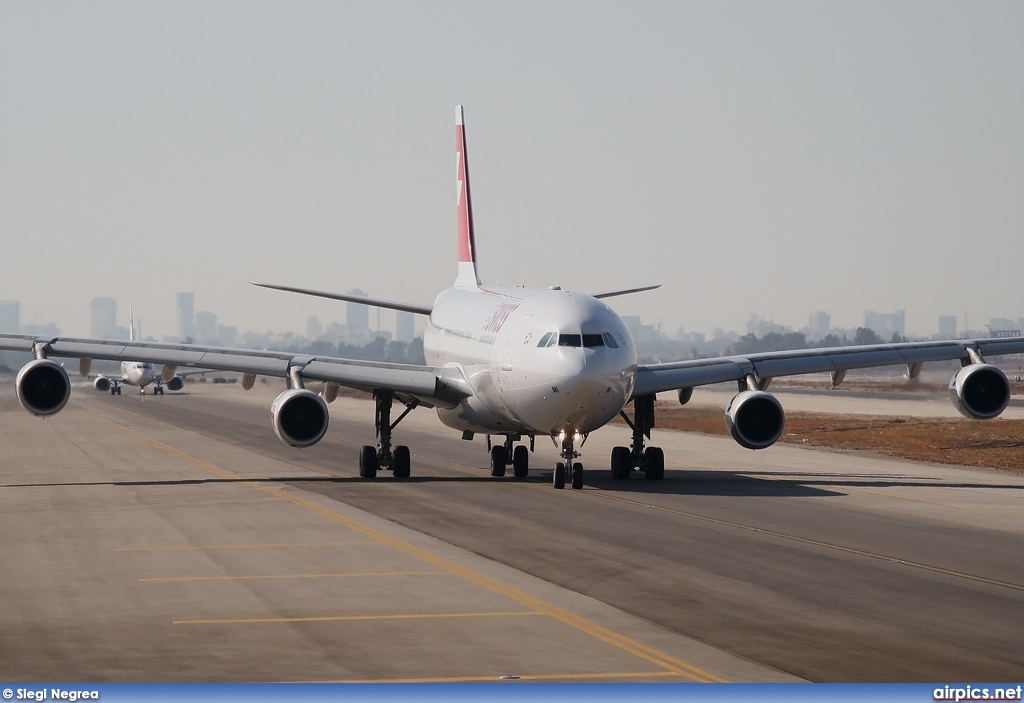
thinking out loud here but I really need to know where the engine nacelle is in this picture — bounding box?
[949,363,1010,420]
[725,389,786,450]
[94,376,112,392]
[166,376,184,392]
[17,359,71,417]
[271,388,330,448]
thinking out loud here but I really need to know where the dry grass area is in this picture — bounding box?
[643,404,1024,475]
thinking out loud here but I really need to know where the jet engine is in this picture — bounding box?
[271,388,330,448]
[16,359,71,417]
[949,364,1010,420]
[94,376,112,392]
[725,389,786,450]
[166,376,184,392]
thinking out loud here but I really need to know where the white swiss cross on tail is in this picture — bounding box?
[455,105,481,288]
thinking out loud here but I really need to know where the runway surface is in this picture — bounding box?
[1,382,1022,682]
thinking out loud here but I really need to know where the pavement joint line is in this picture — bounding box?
[174,611,544,625]
[323,671,697,683]
[116,541,383,552]
[82,407,725,683]
[584,488,1024,593]
[140,570,449,582]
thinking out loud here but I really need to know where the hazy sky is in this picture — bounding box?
[2,1,1022,340]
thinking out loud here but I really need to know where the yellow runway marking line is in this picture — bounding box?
[175,611,543,625]
[588,489,1024,593]
[117,541,381,552]
[140,570,448,582]
[83,409,725,683]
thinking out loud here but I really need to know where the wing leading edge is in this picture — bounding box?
[0,334,471,408]
[632,338,1024,398]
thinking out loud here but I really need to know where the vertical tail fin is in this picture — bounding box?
[455,105,482,288]
[129,305,135,341]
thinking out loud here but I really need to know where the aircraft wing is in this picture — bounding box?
[0,335,472,408]
[631,337,1024,398]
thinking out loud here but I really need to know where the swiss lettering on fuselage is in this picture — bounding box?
[483,303,519,333]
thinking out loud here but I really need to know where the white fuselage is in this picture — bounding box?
[120,361,158,388]
[423,286,637,437]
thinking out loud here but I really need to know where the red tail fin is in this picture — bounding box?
[455,105,481,288]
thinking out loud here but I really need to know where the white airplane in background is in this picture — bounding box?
[3,106,1024,489]
[90,308,210,396]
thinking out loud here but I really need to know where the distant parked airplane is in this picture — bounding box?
[91,307,212,396]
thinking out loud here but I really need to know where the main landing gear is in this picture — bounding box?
[358,390,418,480]
[488,435,532,479]
[611,394,665,481]
[552,431,585,490]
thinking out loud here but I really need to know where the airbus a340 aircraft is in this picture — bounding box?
[3,106,1023,489]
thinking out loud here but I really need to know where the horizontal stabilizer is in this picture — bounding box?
[251,282,433,315]
[589,284,662,300]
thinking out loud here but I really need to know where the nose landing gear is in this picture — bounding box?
[552,432,585,490]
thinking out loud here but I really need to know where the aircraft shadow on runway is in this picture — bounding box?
[5,471,1021,497]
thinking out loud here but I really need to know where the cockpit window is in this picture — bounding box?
[558,333,582,347]
[602,332,619,348]
[537,332,554,347]
[582,334,605,348]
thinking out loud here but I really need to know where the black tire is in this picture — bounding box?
[359,445,378,479]
[393,445,411,479]
[571,462,584,490]
[490,445,507,477]
[553,462,566,489]
[512,445,529,478]
[611,446,631,479]
[644,446,665,480]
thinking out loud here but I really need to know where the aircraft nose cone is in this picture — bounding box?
[547,353,631,433]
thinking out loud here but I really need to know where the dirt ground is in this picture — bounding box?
[647,378,1024,478]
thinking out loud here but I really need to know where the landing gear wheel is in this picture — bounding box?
[571,462,584,490]
[611,446,631,480]
[512,446,529,478]
[359,445,378,479]
[490,445,507,477]
[553,462,566,489]
[393,445,411,479]
[644,446,665,480]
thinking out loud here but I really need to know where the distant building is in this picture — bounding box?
[177,292,195,341]
[195,311,217,343]
[396,311,415,343]
[863,309,905,341]
[0,300,20,334]
[90,297,117,339]
[347,290,369,343]
[938,315,957,339]
[989,317,1018,333]
[307,316,322,340]
[809,311,831,340]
